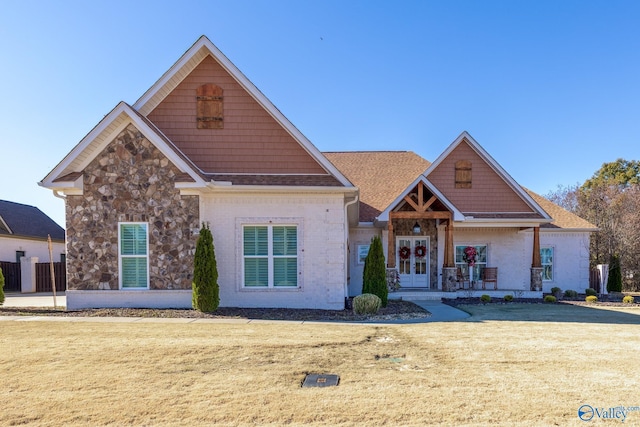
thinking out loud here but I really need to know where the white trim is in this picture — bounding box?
[377,176,463,222]
[396,236,430,288]
[118,222,150,290]
[237,218,304,291]
[0,215,13,235]
[541,246,554,282]
[40,103,207,190]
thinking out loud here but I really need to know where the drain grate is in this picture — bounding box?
[302,374,340,387]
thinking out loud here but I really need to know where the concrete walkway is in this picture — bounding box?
[1,293,470,324]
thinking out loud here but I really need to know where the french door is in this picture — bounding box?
[396,237,429,288]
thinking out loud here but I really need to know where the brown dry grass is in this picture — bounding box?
[1,303,640,426]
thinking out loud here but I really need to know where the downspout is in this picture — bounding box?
[52,190,66,200]
[343,194,359,301]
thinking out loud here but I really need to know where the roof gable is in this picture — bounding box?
[133,36,351,185]
[40,102,207,191]
[0,200,64,240]
[425,132,550,220]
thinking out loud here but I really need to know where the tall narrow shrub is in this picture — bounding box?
[362,235,388,307]
[606,253,622,293]
[0,265,5,306]
[192,223,219,312]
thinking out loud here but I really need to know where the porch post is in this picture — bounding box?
[445,220,455,267]
[442,217,457,292]
[387,214,395,268]
[530,226,543,291]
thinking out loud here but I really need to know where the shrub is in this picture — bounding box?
[192,223,219,312]
[586,295,598,303]
[564,290,578,298]
[503,294,513,302]
[551,287,561,295]
[362,235,388,307]
[544,295,557,303]
[0,265,4,306]
[353,293,381,315]
[585,288,597,296]
[607,254,622,293]
[480,294,491,303]
[623,295,635,304]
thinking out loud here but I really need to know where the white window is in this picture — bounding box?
[455,244,487,282]
[541,247,554,281]
[243,225,298,288]
[119,223,149,289]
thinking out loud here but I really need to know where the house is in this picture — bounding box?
[40,36,596,310]
[0,200,65,263]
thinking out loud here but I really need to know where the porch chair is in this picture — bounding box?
[456,267,471,290]
[482,267,498,290]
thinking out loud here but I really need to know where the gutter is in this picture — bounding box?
[343,195,359,301]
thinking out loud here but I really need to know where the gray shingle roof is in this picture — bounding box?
[0,200,65,241]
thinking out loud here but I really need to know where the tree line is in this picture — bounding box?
[546,159,640,291]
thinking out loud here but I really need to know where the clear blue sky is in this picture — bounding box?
[1,0,639,227]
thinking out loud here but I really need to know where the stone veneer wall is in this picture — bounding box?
[65,124,199,290]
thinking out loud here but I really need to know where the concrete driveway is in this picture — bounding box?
[3,292,66,307]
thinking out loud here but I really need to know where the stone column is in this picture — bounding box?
[442,267,457,292]
[530,267,543,291]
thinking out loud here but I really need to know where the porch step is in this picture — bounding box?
[389,291,450,301]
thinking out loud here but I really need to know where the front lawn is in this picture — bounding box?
[1,303,639,426]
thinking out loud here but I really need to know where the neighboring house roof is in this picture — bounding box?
[324,151,431,222]
[0,200,64,241]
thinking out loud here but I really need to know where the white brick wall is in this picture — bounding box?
[201,192,347,310]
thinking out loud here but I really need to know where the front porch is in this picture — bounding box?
[388,288,543,302]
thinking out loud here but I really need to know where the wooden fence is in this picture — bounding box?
[589,269,602,293]
[0,261,21,292]
[35,262,66,292]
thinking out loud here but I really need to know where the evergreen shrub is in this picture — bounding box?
[585,288,597,296]
[353,293,381,315]
[544,295,557,303]
[192,223,219,312]
[586,295,598,303]
[362,235,388,307]
[607,254,622,293]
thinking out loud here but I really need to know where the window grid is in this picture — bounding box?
[119,223,149,289]
[454,244,487,282]
[541,247,554,281]
[243,225,297,288]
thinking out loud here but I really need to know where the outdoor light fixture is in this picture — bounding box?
[413,222,421,234]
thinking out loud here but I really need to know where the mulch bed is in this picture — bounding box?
[0,300,431,322]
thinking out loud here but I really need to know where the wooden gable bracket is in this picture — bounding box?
[402,182,440,213]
